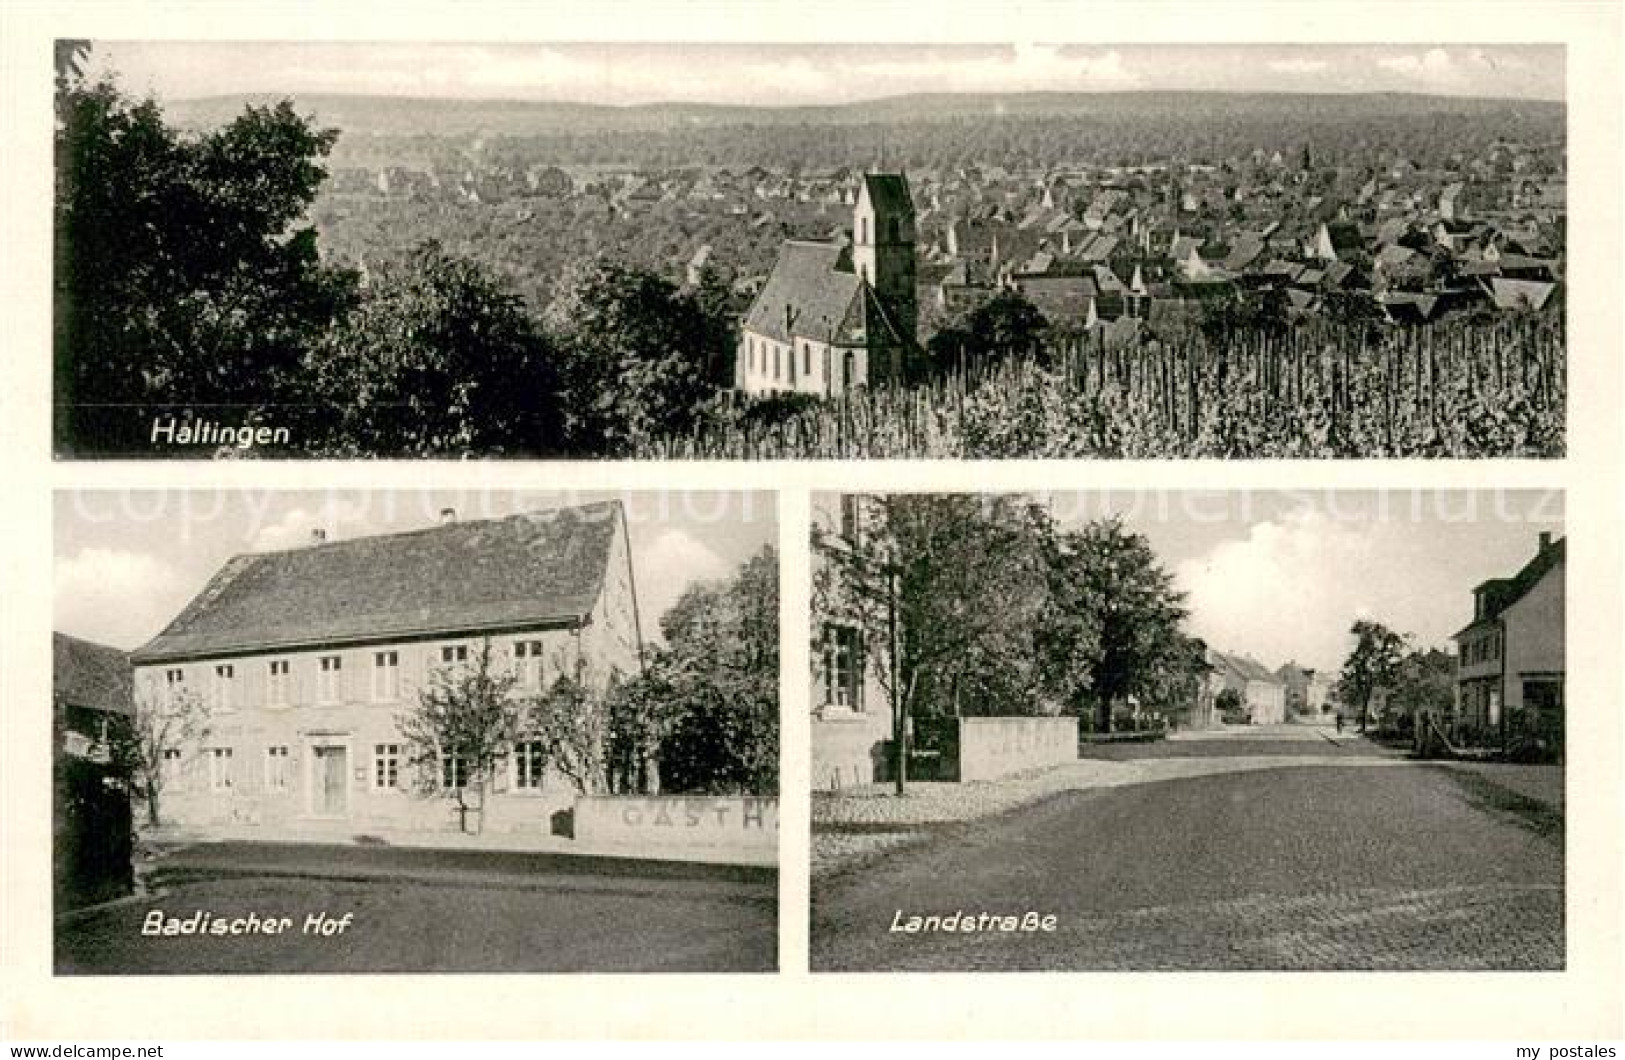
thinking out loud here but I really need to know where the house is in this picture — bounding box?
[1207,650,1288,725]
[128,502,644,839]
[54,632,133,762]
[1276,662,1334,721]
[736,173,917,397]
[810,494,893,791]
[1452,533,1565,752]
[1312,221,1365,263]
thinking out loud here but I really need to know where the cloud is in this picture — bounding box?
[1173,507,1464,672]
[1266,58,1329,75]
[55,548,185,650]
[636,529,730,636]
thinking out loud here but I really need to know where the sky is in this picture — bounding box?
[1043,489,1564,672]
[84,42,1565,107]
[53,489,776,651]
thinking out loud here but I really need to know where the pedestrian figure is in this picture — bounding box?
[1335,713,1344,734]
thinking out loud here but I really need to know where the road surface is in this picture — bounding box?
[812,731,1561,971]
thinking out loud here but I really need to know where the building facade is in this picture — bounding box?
[1452,533,1565,751]
[737,173,916,398]
[1208,650,1288,726]
[129,502,643,839]
[809,494,893,791]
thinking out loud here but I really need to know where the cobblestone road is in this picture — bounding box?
[812,736,1563,971]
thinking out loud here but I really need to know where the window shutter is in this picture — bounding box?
[854,634,866,712]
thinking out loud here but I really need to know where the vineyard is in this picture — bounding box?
[643,314,1565,459]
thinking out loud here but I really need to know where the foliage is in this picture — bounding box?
[1046,517,1193,732]
[1335,619,1410,732]
[105,687,211,828]
[1216,687,1249,725]
[926,290,1050,374]
[646,546,780,795]
[645,315,1565,459]
[396,639,526,833]
[546,261,729,455]
[307,240,567,455]
[527,673,612,796]
[815,497,1200,736]
[54,72,356,453]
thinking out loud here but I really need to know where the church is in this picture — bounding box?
[735,172,917,397]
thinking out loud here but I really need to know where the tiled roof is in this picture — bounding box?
[133,503,624,664]
[742,241,864,345]
[54,632,133,716]
[1454,537,1565,638]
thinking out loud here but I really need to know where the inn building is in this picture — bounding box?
[737,172,918,398]
[130,501,643,839]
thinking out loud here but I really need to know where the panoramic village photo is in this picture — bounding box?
[54,41,1564,459]
[52,489,780,973]
[809,490,1565,971]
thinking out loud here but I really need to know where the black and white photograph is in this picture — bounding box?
[52,489,780,973]
[53,41,1565,460]
[810,490,1565,971]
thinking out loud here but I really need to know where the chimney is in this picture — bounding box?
[310,529,327,545]
[440,507,458,525]
[1538,531,1552,553]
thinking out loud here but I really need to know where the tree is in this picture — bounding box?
[54,70,356,452]
[105,686,211,829]
[642,545,779,794]
[546,261,724,454]
[396,639,525,834]
[1335,619,1410,732]
[1215,687,1248,725]
[527,672,613,796]
[927,290,1050,375]
[308,241,567,456]
[1047,517,1192,733]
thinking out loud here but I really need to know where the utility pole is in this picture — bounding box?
[888,564,905,796]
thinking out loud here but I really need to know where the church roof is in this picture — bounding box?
[133,503,624,664]
[741,241,865,345]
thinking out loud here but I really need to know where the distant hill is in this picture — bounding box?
[165,90,1566,139]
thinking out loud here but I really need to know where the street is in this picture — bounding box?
[811,728,1562,971]
[57,842,777,974]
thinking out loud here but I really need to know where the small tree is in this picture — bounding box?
[397,639,525,834]
[1215,687,1248,726]
[106,686,211,829]
[527,672,612,796]
[1335,619,1409,733]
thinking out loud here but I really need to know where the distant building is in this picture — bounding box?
[1207,650,1287,726]
[54,632,133,761]
[53,633,135,911]
[1452,533,1565,751]
[810,495,893,790]
[129,502,644,840]
[736,173,917,397]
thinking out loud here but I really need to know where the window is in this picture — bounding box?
[267,659,290,706]
[264,746,290,792]
[512,740,546,791]
[372,650,399,701]
[839,495,861,544]
[859,216,868,244]
[441,751,470,790]
[514,640,544,689]
[161,747,183,787]
[373,744,401,790]
[164,667,185,705]
[802,343,811,376]
[773,345,780,380]
[440,644,469,667]
[207,747,234,792]
[317,655,343,703]
[212,664,237,711]
[823,624,862,710]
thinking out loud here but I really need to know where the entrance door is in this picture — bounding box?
[314,746,348,816]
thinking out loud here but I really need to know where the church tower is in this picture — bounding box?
[852,173,917,367]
